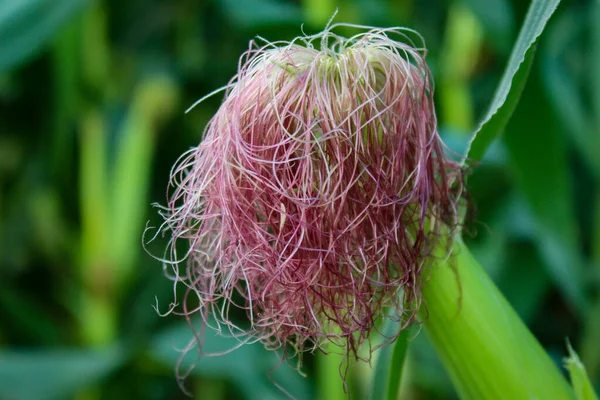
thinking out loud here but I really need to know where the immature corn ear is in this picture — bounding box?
[156,24,463,367]
[422,238,576,400]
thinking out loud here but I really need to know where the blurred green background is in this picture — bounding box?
[0,0,599,399]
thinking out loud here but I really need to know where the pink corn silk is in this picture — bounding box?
[162,27,463,363]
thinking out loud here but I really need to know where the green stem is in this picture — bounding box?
[80,3,110,96]
[302,0,336,27]
[439,3,482,132]
[369,319,411,400]
[422,238,575,400]
[317,347,346,400]
[110,77,179,289]
[79,109,113,346]
[76,0,115,349]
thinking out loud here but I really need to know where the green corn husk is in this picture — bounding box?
[422,237,575,400]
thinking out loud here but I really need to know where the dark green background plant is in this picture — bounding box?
[0,0,598,399]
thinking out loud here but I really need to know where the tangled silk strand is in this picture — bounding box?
[155,24,464,375]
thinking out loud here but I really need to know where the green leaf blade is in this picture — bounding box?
[422,238,575,400]
[369,312,411,400]
[503,69,588,316]
[541,7,600,176]
[564,342,600,400]
[0,347,125,400]
[0,0,92,72]
[465,0,562,163]
[149,322,314,400]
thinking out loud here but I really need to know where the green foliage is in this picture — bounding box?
[0,0,92,72]
[465,0,560,163]
[220,0,302,27]
[504,69,587,315]
[369,313,411,400]
[0,346,125,400]
[464,0,514,53]
[565,342,600,400]
[423,239,575,400]
[1,0,599,398]
[541,7,600,177]
[149,323,314,400]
